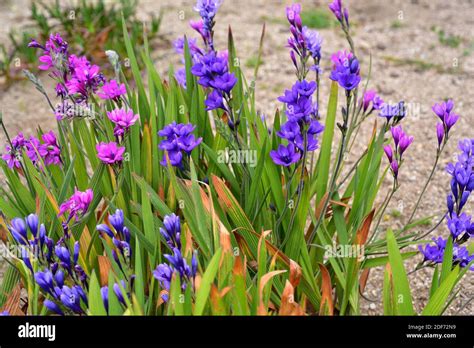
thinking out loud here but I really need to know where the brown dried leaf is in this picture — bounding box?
[98,256,112,287]
[1,283,24,315]
[355,210,375,246]
[289,259,302,288]
[257,270,286,315]
[318,264,334,316]
[279,280,305,316]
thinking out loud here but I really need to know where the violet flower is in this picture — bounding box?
[107,108,140,138]
[158,122,202,167]
[329,50,360,91]
[58,188,94,222]
[432,100,459,146]
[96,142,125,165]
[160,213,182,250]
[270,143,301,167]
[360,90,384,113]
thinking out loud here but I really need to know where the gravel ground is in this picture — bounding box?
[0,0,473,315]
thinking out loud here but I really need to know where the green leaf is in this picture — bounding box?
[422,266,459,315]
[386,229,414,315]
[194,248,222,315]
[314,81,338,201]
[88,271,107,315]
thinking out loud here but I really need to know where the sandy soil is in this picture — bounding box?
[0,0,473,314]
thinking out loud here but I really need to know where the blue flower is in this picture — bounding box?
[160,213,181,250]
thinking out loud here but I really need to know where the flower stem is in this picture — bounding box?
[406,146,443,225]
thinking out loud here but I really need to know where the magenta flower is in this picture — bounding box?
[96,142,125,165]
[98,80,127,101]
[40,131,61,166]
[2,146,21,169]
[107,108,140,137]
[59,189,94,221]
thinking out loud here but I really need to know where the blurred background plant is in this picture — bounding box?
[0,0,163,86]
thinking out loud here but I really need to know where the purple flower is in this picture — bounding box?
[175,68,187,88]
[44,299,64,315]
[40,131,61,166]
[66,62,104,101]
[96,142,125,165]
[329,0,349,25]
[329,51,360,91]
[361,90,384,112]
[210,72,237,94]
[379,101,406,122]
[98,79,127,101]
[278,80,316,123]
[432,100,459,140]
[55,245,71,269]
[205,90,225,111]
[160,213,181,250]
[9,218,28,244]
[277,121,301,142]
[107,108,139,137]
[29,33,69,71]
[447,213,471,239]
[302,27,323,60]
[2,145,21,169]
[158,122,202,167]
[34,270,55,294]
[270,143,301,166]
[153,263,173,301]
[59,285,86,314]
[59,188,94,221]
[436,122,444,146]
[418,237,447,264]
[193,0,222,49]
[383,145,393,163]
[101,286,109,312]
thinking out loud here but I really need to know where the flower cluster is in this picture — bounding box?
[8,214,52,271]
[29,33,128,108]
[158,122,202,167]
[329,0,350,27]
[383,125,413,180]
[58,188,94,222]
[160,213,181,250]
[191,51,236,112]
[419,140,474,271]
[7,213,89,315]
[97,209,132,268]
[153,214,198,301]
[285,3,323,76]
[2,131,61,169]
[446,139,474,242]
[432,100,459,147]
[270,80,324,166]
[329,50,360,91]
[193,0,222,51]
